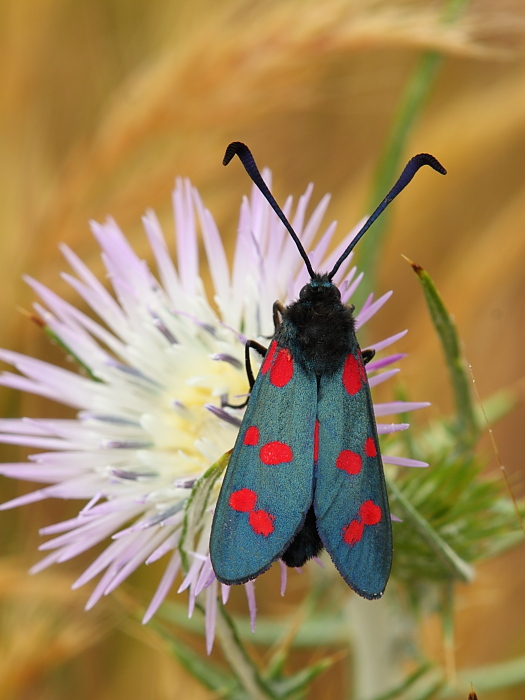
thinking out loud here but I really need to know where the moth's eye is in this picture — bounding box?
[299,285,310,299]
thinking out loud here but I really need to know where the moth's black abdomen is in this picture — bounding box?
[281,506,324,567]
[279,273,355,376]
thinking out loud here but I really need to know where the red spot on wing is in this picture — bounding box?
[270,348,294,387]
[336,450,362,475]
[342,500,382,547]
[249,509,275,536]
[261,340,278,374]
[342,354,364,395]
[229,488,257,512]
[365,437,377,457]
[243,425,260,446]
[260,441,293,465]
[343,519,364,546]
[229,489,276,537]
[360,500,382,525]
[314,420,320,464]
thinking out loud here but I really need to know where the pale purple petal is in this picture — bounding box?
[306,221,337,272]
[364,330,408,354]
[1,490,46,510]
[391,514,403,522]
[221,584,230,604]
[72,534,140,589]
[195,556,216,596]
[39,509,136,554]
[0,463,83,483]
[0,434,79,451]
[245,580,257,633]
[40,514,98,536]
[187,586,196,619]
[383,455,428,468]
[368,369,400,388]
[205,579,218,654]
[376,423,410,434]
[85,556,125,610]
[366,353,407,372]
[323,217,366,284]
[24,278,86,333]
[341,271,364,306]
[292,184,318,248]
[355,291,393,329]
[205,404,242,428]
[193,191,230,307]
[146,533,179,564]
[59,244,128,336]
[230,199,252,329]
[280,560,287,596]
[142,210,182,305]
[0,371,86,410]
[143,550,182,624]
[374,401,430,417]
[104,528,171,595]
[0,351,102,408]
[357,291,373,317]
[29,549,66,574]
[178,555,205,594]
[174,179,198,296]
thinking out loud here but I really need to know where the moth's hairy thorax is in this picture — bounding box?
[276,274,356,376]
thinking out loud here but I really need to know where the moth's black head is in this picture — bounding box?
[299,273,341,305]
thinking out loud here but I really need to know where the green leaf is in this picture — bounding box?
[148,619,233,692]
[406,259,478,450]
[369,663,435,700]
[215,604,278,700]
[269,658,334,699]
[179,451,230,571]
[388,476,474,584]
[158,600,349,648]
[357,0,471,294]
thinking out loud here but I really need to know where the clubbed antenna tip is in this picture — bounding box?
[223,142,315,278]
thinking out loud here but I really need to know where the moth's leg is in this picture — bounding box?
[273,301,285,332]
[362,348,376,365]
[222,339,267,409]
[244,339,267,389]
[261,301,285,339]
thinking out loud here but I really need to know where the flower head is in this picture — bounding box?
[0,171,427,652]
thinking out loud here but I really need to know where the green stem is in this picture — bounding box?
[408,260,478,449]
[215,603,276,700]
[346,590,418,700]
[388,477,474,583]
[357,0,471,297]
[441,582,456,686]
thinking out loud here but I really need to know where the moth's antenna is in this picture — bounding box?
[328,153,446,280]
[223,142,316,279]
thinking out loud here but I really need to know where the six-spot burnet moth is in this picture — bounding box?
[210,142,446,599]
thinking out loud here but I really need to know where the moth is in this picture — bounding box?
[210,142,445,598]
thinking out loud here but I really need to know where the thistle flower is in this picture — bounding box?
[0,172,428,653]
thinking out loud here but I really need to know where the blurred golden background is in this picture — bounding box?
[1,0,525,698]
